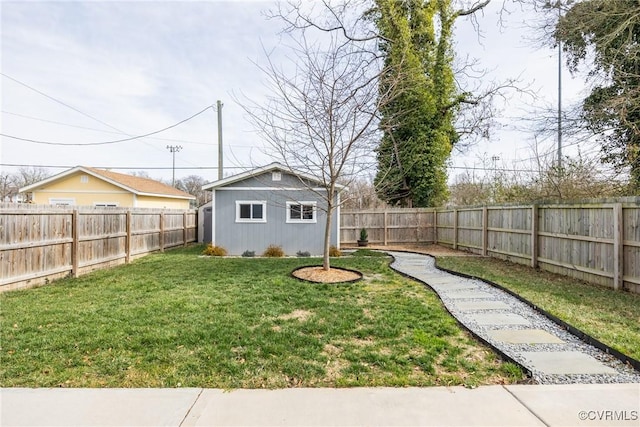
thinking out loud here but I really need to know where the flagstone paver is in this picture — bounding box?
[429,282,479,291]
[388,251,640,385]
[468,312,531,326]
[452,301,511,311]
[519,352,619,375]
[442,290,495,299]
[487,329,565,344]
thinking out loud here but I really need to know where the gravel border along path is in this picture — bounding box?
[388,251,640,385]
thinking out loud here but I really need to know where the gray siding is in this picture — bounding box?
[213,187,338,255]
[224,170,320,189]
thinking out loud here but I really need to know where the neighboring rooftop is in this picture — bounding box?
[20,166,195,200]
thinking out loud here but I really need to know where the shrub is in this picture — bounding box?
[296,250,311,257]
[359,228,368,241]
[329,246,341,257]
[202,244,227,256]
[242,250,255,257]
[262,244,285,257]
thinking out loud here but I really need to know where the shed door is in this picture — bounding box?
[203,207,212,243]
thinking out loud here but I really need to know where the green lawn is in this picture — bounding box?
[0,246,523,388]
[436,256,640,361]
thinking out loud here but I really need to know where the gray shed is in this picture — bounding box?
[201,163,345,256]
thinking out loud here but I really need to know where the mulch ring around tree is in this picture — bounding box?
[291,266,363,284]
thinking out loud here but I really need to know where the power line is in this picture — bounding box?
[1,73,206,169]
[1,110,214,146]
[0,163,246,171]
[1,72,125,132]
[2,110,265,149]
[2,73,225,174]
[1,105,214,146]
[447,165,539,173]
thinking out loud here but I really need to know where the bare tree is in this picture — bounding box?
[0,167,51,202]
[0,172,18,202]
[15,167,50,186]
[176,175,210,207]
[241,22,397,270]
[341,178,388,210]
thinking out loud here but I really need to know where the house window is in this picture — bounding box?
[49,198,75,206]
[272,171,282,181]
[236,201,266,223]
[80,175,89,183]
[286,201,316,223]
[94,202,118,207]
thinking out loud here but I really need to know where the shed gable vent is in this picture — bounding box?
[272,171,282,181]
[80,175,89,183]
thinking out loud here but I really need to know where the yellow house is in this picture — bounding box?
[19,166,195,209]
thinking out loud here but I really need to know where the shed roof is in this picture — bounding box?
[20,166,195,200]
[202,162,347,191]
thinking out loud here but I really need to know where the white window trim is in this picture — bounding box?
[235,200,267,223]
[286,201,317,223]
[49,198,76,206]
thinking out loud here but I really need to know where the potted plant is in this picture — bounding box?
[357,227,369,247]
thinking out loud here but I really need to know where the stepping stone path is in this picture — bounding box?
[389,251,640,385]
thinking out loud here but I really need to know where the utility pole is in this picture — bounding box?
[166,145,182,186]
[217,100,223,180]
[557,1,563,170]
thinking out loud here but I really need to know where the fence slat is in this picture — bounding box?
[0,204,197,291]
[614,203,623,291]
[342,198,639,293]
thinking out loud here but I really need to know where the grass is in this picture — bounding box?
[0,245,524,388]
[436,256,640,361]
[350,249,390,258]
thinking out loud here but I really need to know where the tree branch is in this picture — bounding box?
[457,0,491,17]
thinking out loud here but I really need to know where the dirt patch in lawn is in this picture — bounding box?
[278,309,314,322]
[292,266,362,284]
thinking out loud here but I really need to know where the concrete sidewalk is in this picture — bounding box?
[2,384,639,426]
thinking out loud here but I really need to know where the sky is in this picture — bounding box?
[0,0,589,186]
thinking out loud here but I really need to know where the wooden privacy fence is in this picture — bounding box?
[341,208,436,245]
[341,198,640,293]
[0,203,197,291]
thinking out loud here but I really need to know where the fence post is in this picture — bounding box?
[613,203,624,291]
[72,209,79,278]
[126,211,132,263]
[482,206,488,256]
[433,209,438,245]
[183,211,188,247]
[531,204,538,268]
[453,209,458,251]
[384,210,388,246]
[159,212,165,252]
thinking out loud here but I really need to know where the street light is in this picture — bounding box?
[166,145,183,186]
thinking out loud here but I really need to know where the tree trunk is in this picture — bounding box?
[323,199,334,271]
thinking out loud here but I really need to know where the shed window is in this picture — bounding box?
[236,201,266,223]
[287,201,316,223]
